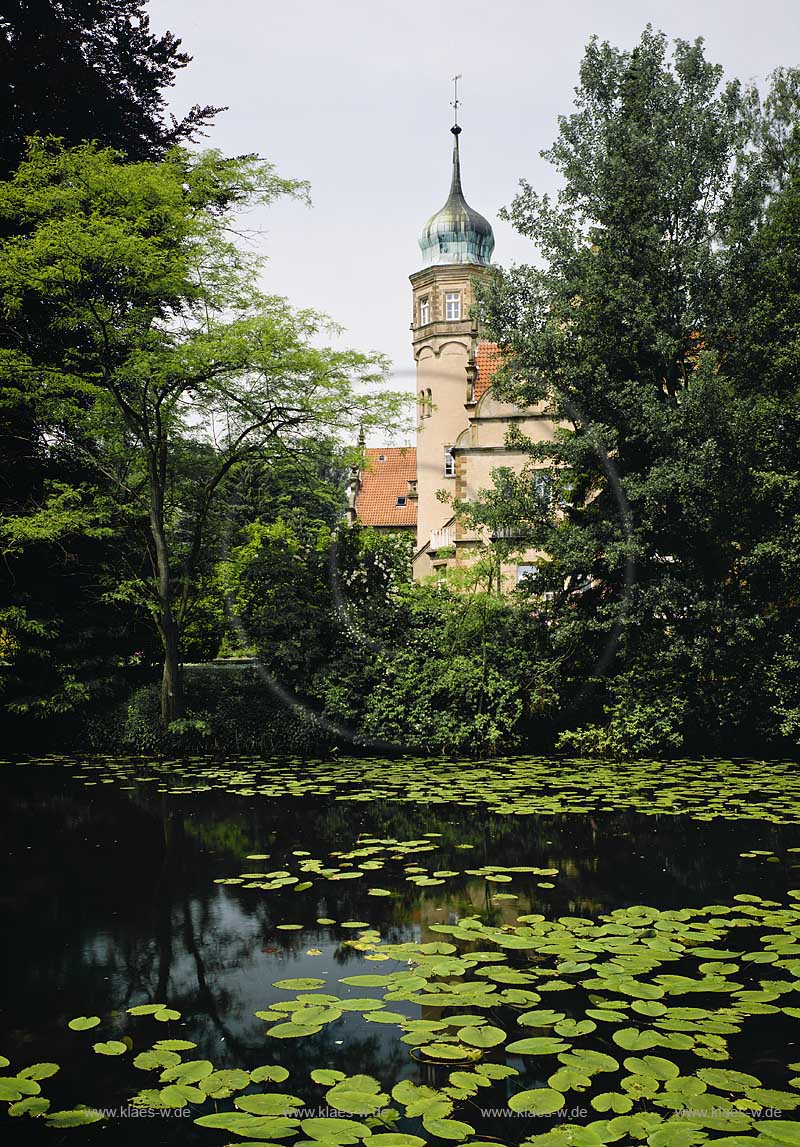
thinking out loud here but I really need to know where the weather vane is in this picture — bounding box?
[451,73,462,128]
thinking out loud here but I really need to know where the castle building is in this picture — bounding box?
[351,116,557,584]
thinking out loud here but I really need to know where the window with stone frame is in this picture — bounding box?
[445,291,461,321]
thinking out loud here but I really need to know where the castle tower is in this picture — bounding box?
[410,116,495,569]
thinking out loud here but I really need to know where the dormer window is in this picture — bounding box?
[396,496,407,506]
[445,292,461,321]
[419,295,430,325]
[444,447,456,477]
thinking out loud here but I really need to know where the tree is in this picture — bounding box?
[0,0,221,739]
[477,29,800,754]
[0,140,403,723]
[0,0,220,177]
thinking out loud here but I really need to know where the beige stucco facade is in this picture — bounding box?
[410,263,487,566]
[410,267,559,584]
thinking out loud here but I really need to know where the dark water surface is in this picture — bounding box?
[1,756,799,1145]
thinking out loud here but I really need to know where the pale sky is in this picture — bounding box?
[149,0,800,436]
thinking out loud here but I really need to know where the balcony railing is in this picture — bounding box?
[489,525,530,541]
[429,524,456,553]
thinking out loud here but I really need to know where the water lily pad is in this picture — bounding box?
[274,978,328,991]
[759,1124,800,1145]
[646,1126,707,1147]
[311,1069,347,1085]
[327,1075,389,1115]
[93,1040,127,1056]
[161,1059,214,1083]
[519,1010,567,1027]
[592,1093,633,1113]
[696,1069,761,1092]
[134,1049,181,1070]
[195,1113,300,1137]
[420,1043,475,1061]
[457,1025,506,1048]
[508,1088,567,1115]
[624,1056,680,1080]
[548,1066,593,1092]
[421,1117,475,1140]
[266,1021,323,1038]
[251,1065,290,1083]
[506,1037,570,1055]
[236,1094,305,1115]
[153,1007,180,1021]
[339,975,392,987]
[17,1063,59,1080]
[9,1096,50,1117]
[555,1019,597,1037]
[67,1015,101,1031]
[302,1116,373,1142]
[612,1028,661,1051]
[368,1137,426,1147]
[199,1068,251,1097]
[45,1107,104,1127]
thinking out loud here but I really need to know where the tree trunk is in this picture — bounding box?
[148,453,184,723]
[160,609,183,723]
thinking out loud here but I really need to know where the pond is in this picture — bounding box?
[2,755,800,1146]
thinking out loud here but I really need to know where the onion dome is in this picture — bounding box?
[418,125,495,268]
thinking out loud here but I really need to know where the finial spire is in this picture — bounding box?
[449,120,463,197]
[417,74,495,269]
[451,74,462,131]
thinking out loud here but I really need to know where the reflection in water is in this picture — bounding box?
[0,761,797,1143]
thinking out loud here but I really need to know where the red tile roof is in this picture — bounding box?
[475,341,502,400]
[356,447,417,527]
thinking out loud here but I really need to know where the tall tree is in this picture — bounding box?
[0,141,403,722]
[0,0,221,736]
[0,0,220,177]
[476,29,795,753]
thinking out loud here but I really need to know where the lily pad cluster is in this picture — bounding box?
[18,753,800,824]
[0,1053,102,1128]
[203,891,800,1146]
[213,833,560,904]
[7,891,800,1147]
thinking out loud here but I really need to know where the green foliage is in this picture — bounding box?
[557,695,687,759]
[0,139,404,725]
[473,29,800,756]
[89,668,331,756]
[316,579,558,756]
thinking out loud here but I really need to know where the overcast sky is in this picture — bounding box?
[149,0,800,434]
